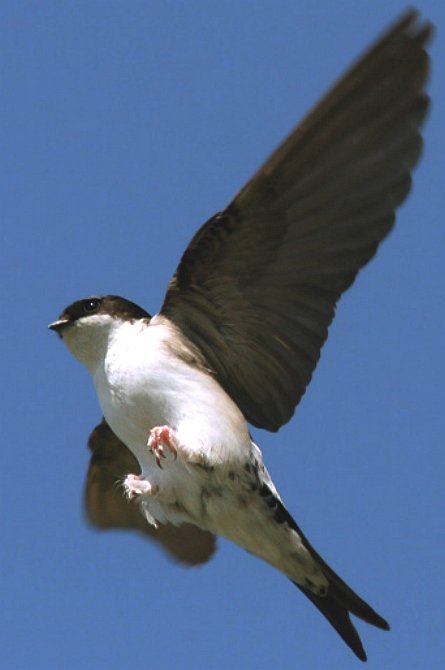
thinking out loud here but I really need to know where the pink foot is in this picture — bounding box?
[123,473,159,500]
[148,425,179,468]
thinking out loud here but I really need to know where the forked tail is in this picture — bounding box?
[272,493,388,661]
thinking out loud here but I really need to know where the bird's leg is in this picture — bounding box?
[123,473,159,500]
[148,425,179,467]
[148,424,210,469]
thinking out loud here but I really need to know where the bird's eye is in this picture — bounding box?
[83,298,101,314]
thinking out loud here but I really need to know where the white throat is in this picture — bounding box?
[61,314,128,373]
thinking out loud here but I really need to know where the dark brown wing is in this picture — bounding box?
[160,10,432,431]
[85,420,217,566]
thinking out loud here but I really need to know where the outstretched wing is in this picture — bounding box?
[85,420,217,565]
[160,11,432,431]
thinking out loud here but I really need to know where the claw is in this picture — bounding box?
[123,473,158,499]
[148,425,178,468]
[154,447,166,469]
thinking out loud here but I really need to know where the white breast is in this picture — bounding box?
[92,318,251,471]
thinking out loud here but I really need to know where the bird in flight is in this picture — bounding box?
[49,10,431,662]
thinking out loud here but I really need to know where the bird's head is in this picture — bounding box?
[49,295,150,371]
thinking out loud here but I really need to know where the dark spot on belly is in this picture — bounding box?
[241,461,262,493]
[200,484,224,518]
[258,486,267,497]
[228,470,235,481]
[258,483,295,527]
[258,483,280,513]
[201,485,223,502]
[194,462,214,472]
[172,501,187,514]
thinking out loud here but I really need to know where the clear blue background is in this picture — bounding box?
[1,2,444,669]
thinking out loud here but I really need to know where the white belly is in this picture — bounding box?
[93,319,251,473]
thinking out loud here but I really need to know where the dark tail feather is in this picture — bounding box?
[294,582,367,661]
[303,540,390,632]
[291,529,389,662]
[292,527,389,662]
[294,580,388,662]
[270,491,389,659]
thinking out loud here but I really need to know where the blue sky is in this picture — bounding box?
[1,2,444,669]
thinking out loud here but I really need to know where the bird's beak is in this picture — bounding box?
[48,318,71,334]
